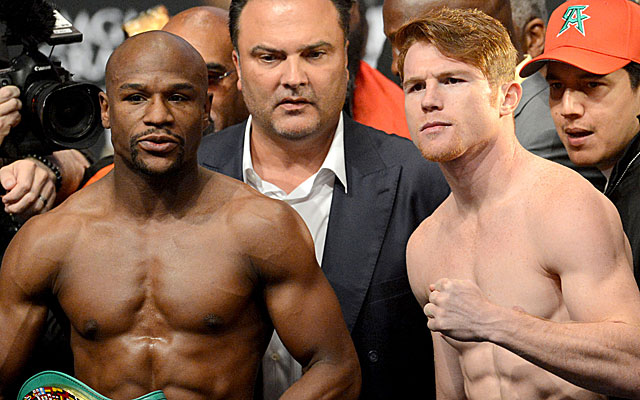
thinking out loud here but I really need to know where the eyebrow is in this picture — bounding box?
[402,77,423,90]
[206,62,227,71]
[402,70,475,87]
[249,41,334,56]
[546,71,606,81]
[118,82,197,91]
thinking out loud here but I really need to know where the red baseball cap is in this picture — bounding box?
[520,0,640,77]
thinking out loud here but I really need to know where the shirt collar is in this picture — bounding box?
[515,54,532,85]
[242,113,348,192]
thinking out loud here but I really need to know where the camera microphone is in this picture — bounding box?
[0,0,56,48]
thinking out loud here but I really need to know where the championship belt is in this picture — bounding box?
[18,371,167,400]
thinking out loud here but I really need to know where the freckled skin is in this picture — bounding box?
[0,31,359,400]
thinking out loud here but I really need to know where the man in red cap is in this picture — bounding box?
[521,0,640,286]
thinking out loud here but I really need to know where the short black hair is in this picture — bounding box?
[229,0,353,49]
[623,62,640,90]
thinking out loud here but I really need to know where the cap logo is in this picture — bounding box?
[557,5,591,37]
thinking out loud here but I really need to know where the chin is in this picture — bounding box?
[272,120,322,141]
[566,150,600,168]
[131,154,185,177]
[415,138,464,163]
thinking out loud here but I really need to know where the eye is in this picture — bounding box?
[306,50,326,60]
[586,81,603,89]
[405,82,426,93]
[168,94,189,102]
[443,77,463,85]
[548,82,562,90]
[125,94,145,102]
[258,53,279,63]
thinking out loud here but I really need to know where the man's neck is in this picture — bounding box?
[440,129,523,214]
[112,157,204,219]
[249,119,337,194]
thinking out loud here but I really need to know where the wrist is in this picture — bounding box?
[484,305,529,345]
[26,154,62,191]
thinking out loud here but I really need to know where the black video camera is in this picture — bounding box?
[0,1,102,158]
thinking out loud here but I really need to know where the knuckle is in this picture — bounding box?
[23,191,38,204]
[9,97,21,110]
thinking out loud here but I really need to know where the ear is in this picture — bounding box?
[98,91,111,129]
[499,81,522,116]
[205,93,212,125]
[232,49,242,92]
[524,18,545,58]
[633,83,640,120]
[344,39,350,82]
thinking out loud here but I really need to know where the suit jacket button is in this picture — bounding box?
[367,350,379,363]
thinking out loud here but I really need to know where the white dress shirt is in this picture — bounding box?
[241,114,347,399]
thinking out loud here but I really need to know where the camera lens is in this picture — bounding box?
[45,85,96,139]
[25,80,102,149]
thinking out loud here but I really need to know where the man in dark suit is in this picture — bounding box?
[197,0,449,398]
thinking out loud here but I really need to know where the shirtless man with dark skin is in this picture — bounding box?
[0,31,360,400]
[396,8,640,400]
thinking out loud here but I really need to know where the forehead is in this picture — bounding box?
[546,62,630,85]
[237,0,344,50]
[108,45,206,92]
[403,42,485,79]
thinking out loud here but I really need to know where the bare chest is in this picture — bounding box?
[415,210,565,319]
[54,218,257,339]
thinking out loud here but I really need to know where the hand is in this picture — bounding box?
[0,158,56,219]
[0,85,22,146]
[425,278,501,342]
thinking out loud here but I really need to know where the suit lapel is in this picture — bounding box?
[198,121,246,179]
[322,118,401,332]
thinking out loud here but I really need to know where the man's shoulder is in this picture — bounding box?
[205,171,301,231]
[524,157,619,241]
[2,201,85,283]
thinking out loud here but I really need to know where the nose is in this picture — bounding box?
[560,88,584,119]
[421,81,443,112]
[281,57,308,89]
[143,96,174,126]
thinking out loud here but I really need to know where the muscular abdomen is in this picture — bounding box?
[459,343,605,400]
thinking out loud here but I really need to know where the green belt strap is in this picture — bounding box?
[18,371,167,400]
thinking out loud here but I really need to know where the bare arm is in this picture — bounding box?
[48,150,91,202]
[0,216,59,396]
[432,333,466,400]
[425,190,640,398]
[250,201,360,400]
[406,224,465,400]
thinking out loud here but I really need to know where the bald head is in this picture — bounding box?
[383,0,522,75]
[162,6,249,132]
[105,30,208,96]
[163,7,230,54]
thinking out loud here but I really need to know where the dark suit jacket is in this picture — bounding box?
[198,116,450,399]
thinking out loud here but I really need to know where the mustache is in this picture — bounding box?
[130,129,185,146]
[275,88,316,104]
